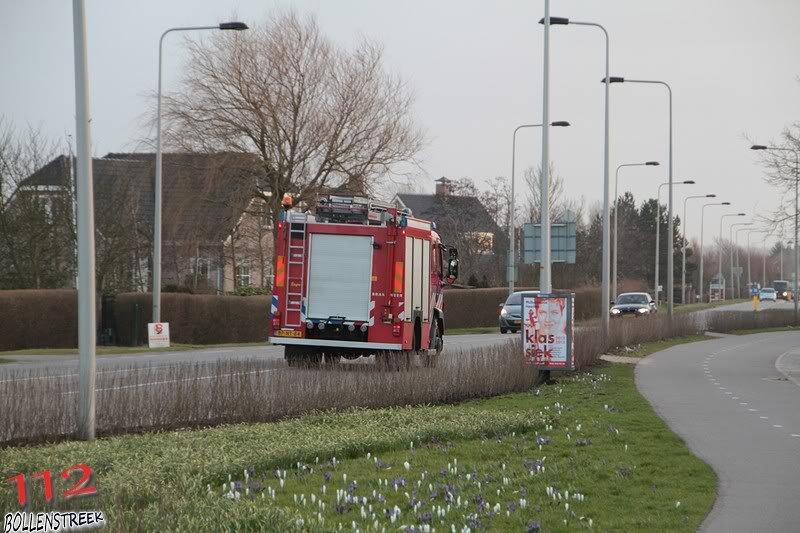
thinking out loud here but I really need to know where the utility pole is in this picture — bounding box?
[72,0,96,440]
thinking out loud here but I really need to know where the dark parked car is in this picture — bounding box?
[610,292,657,318]
[498,290,539,333]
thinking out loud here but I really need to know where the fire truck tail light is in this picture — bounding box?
[275,256,286,287]
[271,314,281,331]
[392,324,401,337]
[393,261,404,293]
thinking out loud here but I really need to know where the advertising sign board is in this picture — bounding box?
[522,293,574,370]
[147,322,170,348]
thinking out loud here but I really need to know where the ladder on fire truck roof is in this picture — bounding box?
[316,195,411,224]
[284,211,307,327]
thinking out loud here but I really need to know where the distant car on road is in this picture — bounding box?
[772,280,791,300]
[759,287,777,302]
[610,292,657,318]
[498,290,539,333]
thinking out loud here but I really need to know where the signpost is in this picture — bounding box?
[522,293,575,370]
[523,212,577,265]
[148,322,170,348]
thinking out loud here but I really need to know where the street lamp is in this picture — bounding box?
[699,201,730,302]
[729,221,752,300]
[682,194,716,304]
[751,144,800,323]
[508,121,570,294]
[613,161,659,299]
[152,22,249,324]
[735,225,753,298]
[540,15,612,334]
[746,230,767,294]
[783,240,793,280]
[655,180,694,303]
[606,76,675,315]
[719,213,746,299]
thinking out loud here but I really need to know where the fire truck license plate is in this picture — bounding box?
[276,329,302,338]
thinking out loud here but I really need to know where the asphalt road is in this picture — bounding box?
[637,331,800,532]
[0,332,512,376]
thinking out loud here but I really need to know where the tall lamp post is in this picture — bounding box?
[699,201,730,302]
[606,77,675,315]
[729,222,752,300]
[719,213,746,299]
[746,230,767,293]
[72,0,96,440]
[613,161,660,299]
[508,121,570,295]
[783,240,793,280]
[655,180,695,303]
[735,225,753,298]
[682,193,716,304]
[751,144,800,324]
[539,16,612,334]
[153,21,248,323]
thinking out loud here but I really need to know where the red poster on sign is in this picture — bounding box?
[522,294,574,369]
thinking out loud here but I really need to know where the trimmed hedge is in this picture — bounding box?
[0,290,79,351]
[113,293,270,346]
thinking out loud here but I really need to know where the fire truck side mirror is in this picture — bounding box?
[446,248,459,283]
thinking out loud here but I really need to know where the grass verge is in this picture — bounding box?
[446,327,501,335]
[0,341,268,357]
[1,365,716,532]
[610,335,711,358]
[730,326,799,335]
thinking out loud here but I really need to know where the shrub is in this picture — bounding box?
[0,289,81,351]
[0,342,536,445]
[706,309,796,333]
[230,286,271,296]
[113,293,270,345]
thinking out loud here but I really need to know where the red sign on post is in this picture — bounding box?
[522,293,574,370]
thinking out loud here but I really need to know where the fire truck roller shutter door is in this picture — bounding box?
[413,238,424,320]
[404,236,413,322]
[307,234,373,322]
[422,240,430,322]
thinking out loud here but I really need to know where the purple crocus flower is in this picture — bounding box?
[528,521,541,532]
[324,471,331,482]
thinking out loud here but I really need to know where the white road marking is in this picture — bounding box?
[760,416,769,420]
[791,434,800,438]
[739,402,748,405]
[725,392,732,395]
[60,369,277,395]
[773,425,783,428]
[749,408,758,412]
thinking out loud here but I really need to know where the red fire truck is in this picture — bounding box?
[269,195,459,367]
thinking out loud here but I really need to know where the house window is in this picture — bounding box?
[190,257,210,280]
[236,262,251,287]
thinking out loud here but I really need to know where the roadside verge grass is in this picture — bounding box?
[0,364,716,532]
[610,335,711,358]
[0,341,268,357]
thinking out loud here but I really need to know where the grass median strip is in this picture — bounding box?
[611,335,711,358]
[1,364,716,531]
[0,341,269,357]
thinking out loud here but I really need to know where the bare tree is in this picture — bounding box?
[0,118,75,289]
[751,124,800,232]
[160,11,425,236]
[523,163,583,223]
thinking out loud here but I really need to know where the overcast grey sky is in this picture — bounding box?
[3,0,800,243]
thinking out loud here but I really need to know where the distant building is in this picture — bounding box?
[19,152,273,294]
[393,177,504,285]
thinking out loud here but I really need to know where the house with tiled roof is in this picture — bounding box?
[19,152,273,294]
[394,177,505,285]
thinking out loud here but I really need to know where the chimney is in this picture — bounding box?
[435,176,452,196]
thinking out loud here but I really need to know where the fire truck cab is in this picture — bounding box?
[269,195,459,367]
